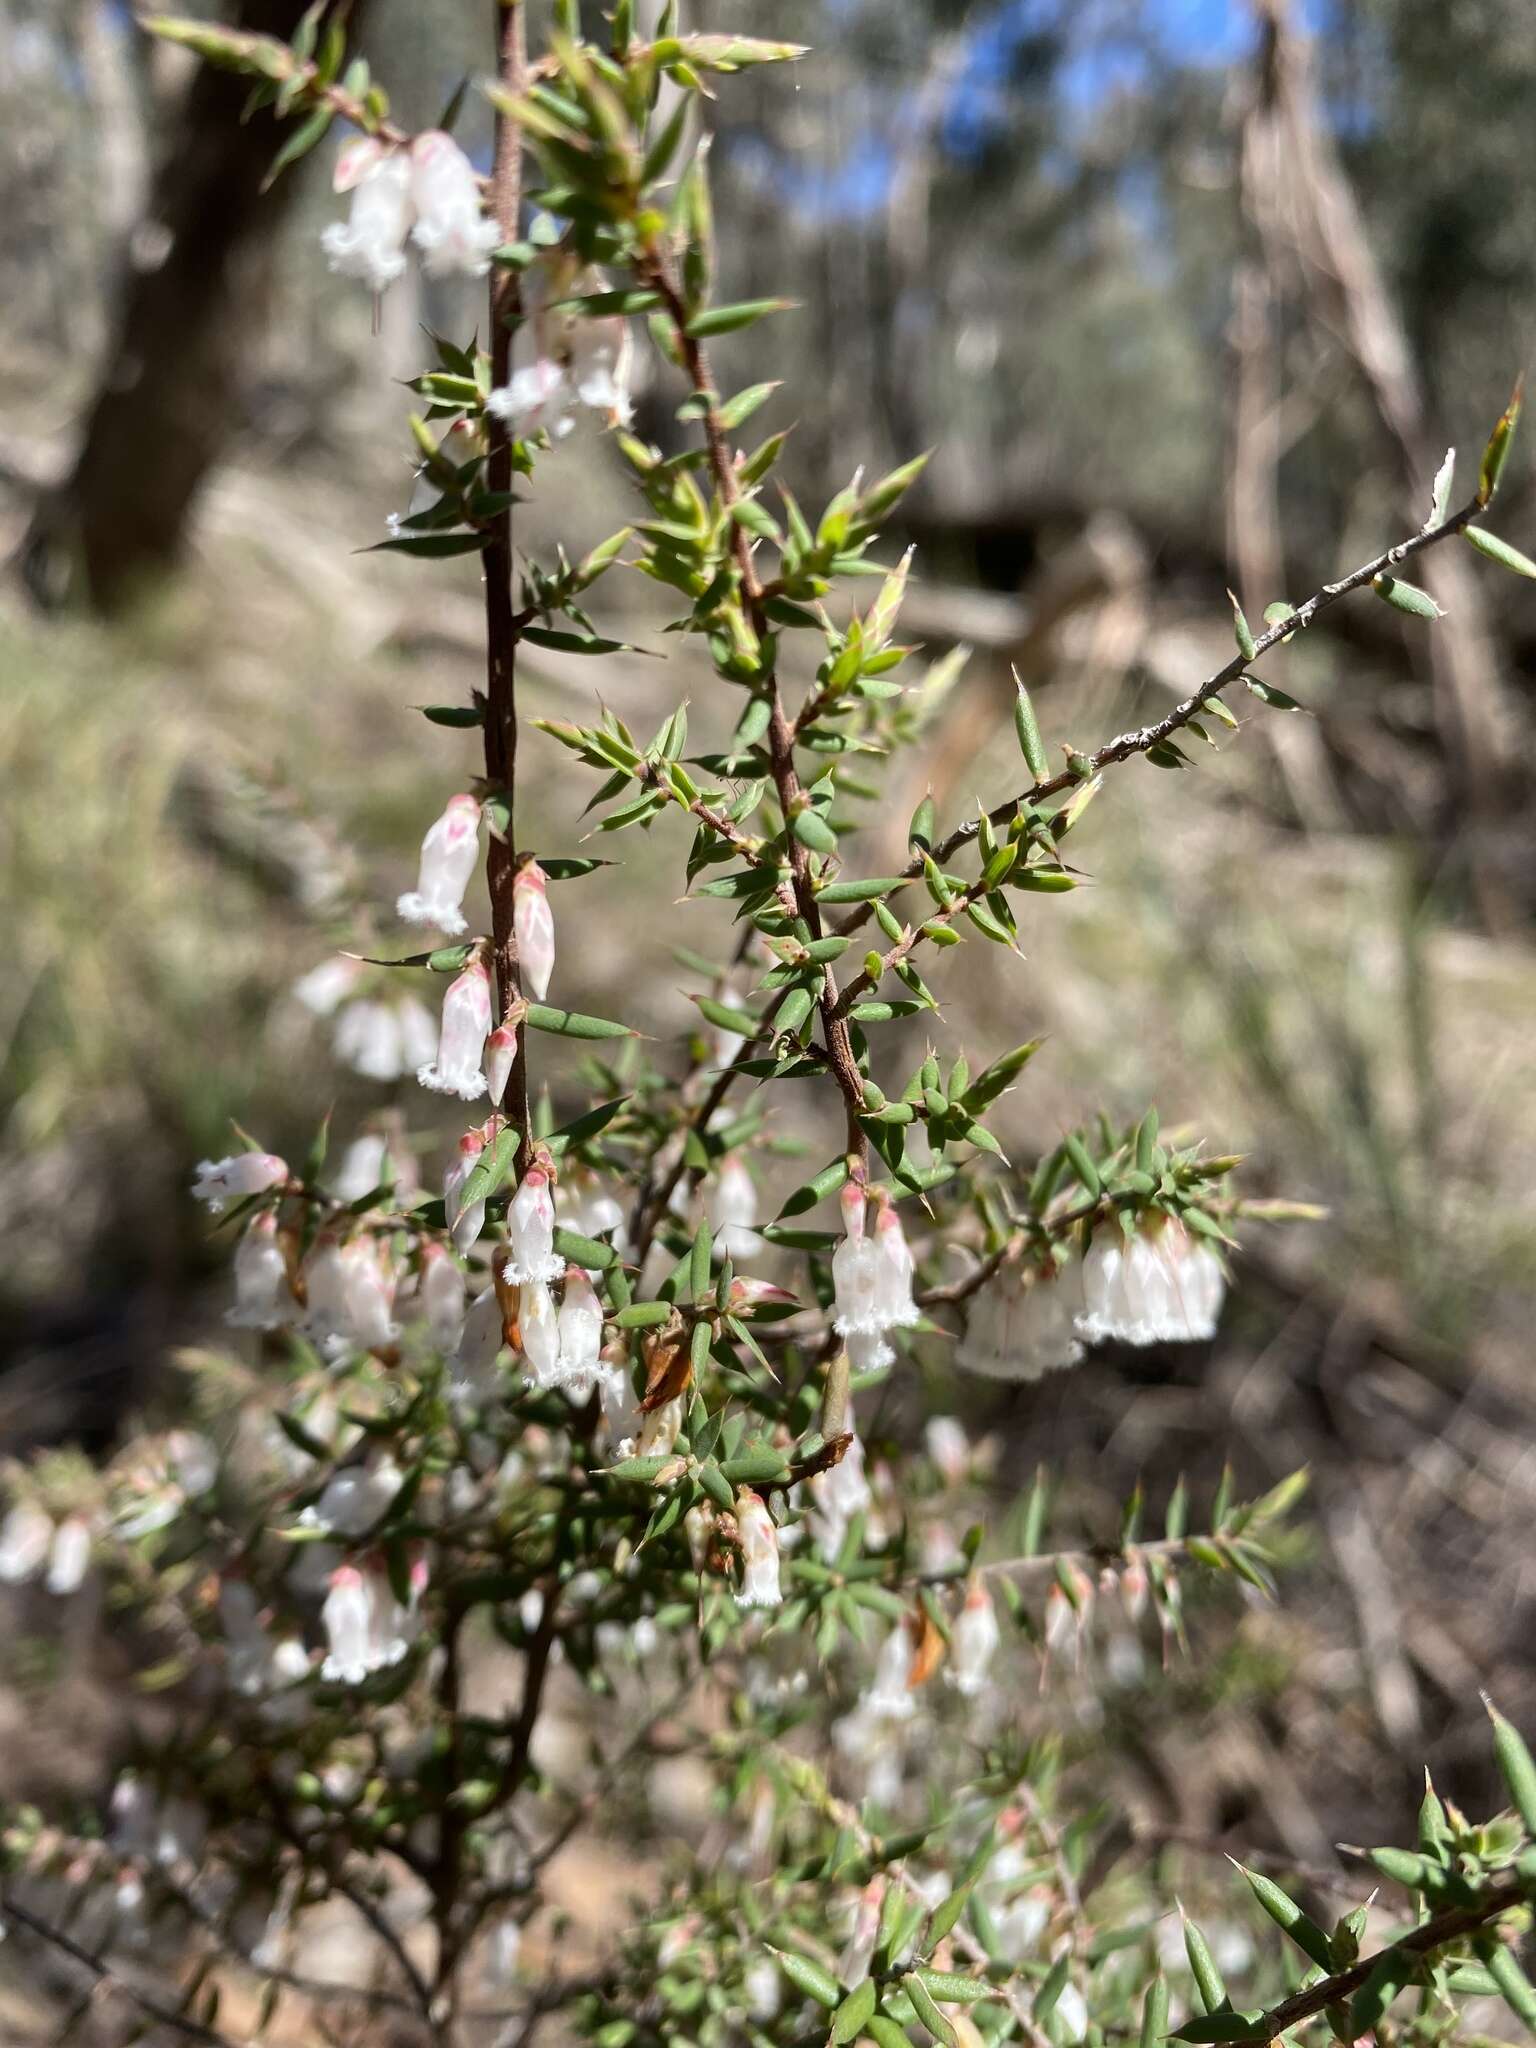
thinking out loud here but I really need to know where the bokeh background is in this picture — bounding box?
[4,0,1536,2012]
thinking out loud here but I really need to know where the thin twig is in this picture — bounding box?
[0,1891,241,2048]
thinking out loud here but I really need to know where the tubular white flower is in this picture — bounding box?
[513,861,556,1001]
[518,1279,563,1388]
[320,146,413,294]
[556,1268,610,1399]
[408,130,500,278]
[708,1153,763,1262]
[562,1168,629,1261]
[504,1167,564,1285]
[341,1239,398,1352]
[637,1392,684,1458]
[417,959,492,1100]
[947,1578,1000,1697]
[397,793,481,934]
[734,1488,782,1609]
[871,1197,919,1330]
[395,996,441,1075]
[832,1183,882,1337]
[192,1152,287,1213]
[865,1622,917,1721]
[443,1129,488,1257]
[320,1565,377,1684]
[331,1133,389,1205]
[485,357,571,436]
[226,1211,294,1331]
[334,999,405,1082]
[485,1021,518,1108]
[46,1514,92,1595]
[808,1430,872,1562]
[291,953,361,1017]
[419,1244,467,1355]
[924,1415,970,1485]
[1076,1216,1225,1347]
[302,1237,352,1351]
[0,1501,53,1583]
[956,1254,1084,1381]
[569,315,634,426]
[452,1285,506,1406]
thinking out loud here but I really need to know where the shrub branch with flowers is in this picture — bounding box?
[5,7,1536,2048]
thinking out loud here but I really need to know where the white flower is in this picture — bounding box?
[504,1167,564,1285]
[485,1021,518,1108]
[417,959,492,1100]
[866,1621,917,1721]
[397,792,481,935]
[832,1184,883,1338]
[396,996,441,1074]
[513,861,555,1001]
[409,129,500,278]
[570,315,634,426]
[735,1488,781,1609]
[321,143,413,294]
[1076,1216,1225,1347]
[807,1430,871,1562]
[444,1130,488,1256]
[227,1211,294,1331]
[331,1133,389,1205]
[419,1244,466,1354]
[46,1514,92,1595]
[291,953,362,1017]
[947,1578,1000,1697]
[708,1152,763,1262]
[562,1168,629,1261]
[637,1392,684,1458]
[320,1565,377,1683]
[518,1278,563,1388]
[486,357,571,435]
[0,1501,53,1583]
[956,1253,1084,1381]
[340,1238,398,1352]
[555,1268,612,1401]
[302,1237,352,1351]
[452,1286,506,1406]
[870,1196,919,1329]
[334,1000,407,1082]
[192,1151,287,1213]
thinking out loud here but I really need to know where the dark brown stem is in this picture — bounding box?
[0,1892,242,2048]
[484,0,532,1178]
[639,249,869,1169]
[834,494,1490,942]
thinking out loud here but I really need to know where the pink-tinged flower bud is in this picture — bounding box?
[397,793,482,935]
[0,1500,53,1583]
[734,1488,782,1609]
[321,146,413,294]
[637,1392,684,1458]
[504,1167,564,1285]
[726,1276,797,1314]
[192,1152,287,1213]
[485,1021,518,1108]
[838,1877,886,1987]
[708,1152,763,1262]
[556,1268,608,1399]
[417,960,492,1100]
[947,1578,1000,1697]
[518,1278,562,1388]
[409,130,500,278]
[46,1514,92,1596]
[513,861,555,1001]
[1120,1551,1149,1624]
[419,1243,466,1355]
[227,1211,294,1331]
[341,1239,399,1352]
[924,1415,970,1486]
[443,1129,488,1256]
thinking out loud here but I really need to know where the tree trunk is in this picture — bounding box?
[22,0,366,613]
